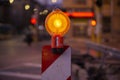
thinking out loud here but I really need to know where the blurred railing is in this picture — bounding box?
[86,41,120,58]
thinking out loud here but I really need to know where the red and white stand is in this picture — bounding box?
[41,45,71,80]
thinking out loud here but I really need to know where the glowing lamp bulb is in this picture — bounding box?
[45,9,70,36]
[54,19,62,28]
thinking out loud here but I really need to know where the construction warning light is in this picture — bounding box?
[30,18,37,25]
[91,20,96,27]
[45,9,70,53]
[45,9,70,36]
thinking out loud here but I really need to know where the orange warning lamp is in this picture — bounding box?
[91,19,96,27]
[45,9,70,53]
[45,9,70,36]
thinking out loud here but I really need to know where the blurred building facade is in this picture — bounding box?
[62,0,94,38]
[61,0,120,40]
[111,0,120,36]
[0,0,10,23]
[0,0,42,34]
[0,0,120,38]
[62,0,93,8]
[101,0,120,41]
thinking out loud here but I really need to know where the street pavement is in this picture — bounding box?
[0,36,45,80]
[0,36,88,80]
[0,35,120,80]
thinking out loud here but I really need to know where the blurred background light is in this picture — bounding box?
[33,8,38,12]
[25,4,30,10]
[43,10,48,14]
[39,12,43,15]
[9,0,14,4]
[39,10,48,15]
[51,0,57,3]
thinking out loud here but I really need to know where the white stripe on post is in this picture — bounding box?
[41,47,71,80]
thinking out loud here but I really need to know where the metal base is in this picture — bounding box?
[52,48,64,54]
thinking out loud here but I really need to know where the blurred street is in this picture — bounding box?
[0,35,120,80]
[0,35,47,80]
[0,0,120,80]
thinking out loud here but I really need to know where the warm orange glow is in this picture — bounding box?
[91,20,96,27]
[64,12,94,18]
[64,12,71,16]
[45,9,70,36]
[53,19,62,28]
[72,12,94,17]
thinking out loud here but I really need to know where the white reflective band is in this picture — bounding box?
[41,47,71,80]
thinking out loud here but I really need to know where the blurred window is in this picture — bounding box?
[117,0,120,7]
[103,0,110,5]
[102,17,111,33]
[74,0,87,5]
[0,24,14,40]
